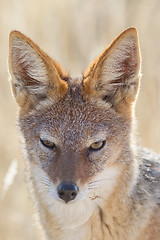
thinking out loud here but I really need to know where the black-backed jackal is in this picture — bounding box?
[9,27,160,240]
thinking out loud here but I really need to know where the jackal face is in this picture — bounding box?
[9,28,141,207]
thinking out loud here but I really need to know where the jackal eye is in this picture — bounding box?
[89,140,106,151]
[40,139,56,150]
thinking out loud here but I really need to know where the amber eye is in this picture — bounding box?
[89,140,106,151]
[40,139,56,150]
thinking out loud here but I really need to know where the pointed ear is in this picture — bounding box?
[83,27,141,114]
[9,31,68,108]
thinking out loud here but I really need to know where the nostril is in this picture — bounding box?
[57,182,79,203]
[58,190,65,197]
[71,192,76,197]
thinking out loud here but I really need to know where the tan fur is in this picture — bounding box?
[9,30,68,110]
[9,27,160,240]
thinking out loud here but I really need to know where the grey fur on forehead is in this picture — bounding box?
[19,80,126,150]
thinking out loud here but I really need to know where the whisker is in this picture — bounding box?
[88,186,105,190]
[39,179,51,187]
[89,178,111,184]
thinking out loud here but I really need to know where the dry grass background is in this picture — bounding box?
[0,0,160,239]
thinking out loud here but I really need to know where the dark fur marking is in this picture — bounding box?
[98,207,113,237]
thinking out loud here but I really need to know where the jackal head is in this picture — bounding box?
[9,28,141,210]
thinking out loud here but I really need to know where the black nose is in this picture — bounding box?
[57,182,79,203]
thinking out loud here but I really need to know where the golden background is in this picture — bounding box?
[0,0,160,239]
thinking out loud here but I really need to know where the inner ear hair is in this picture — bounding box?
[83,27,141,112]
[9,31,68,108]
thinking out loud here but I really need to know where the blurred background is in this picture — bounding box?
[0,0,160,239]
